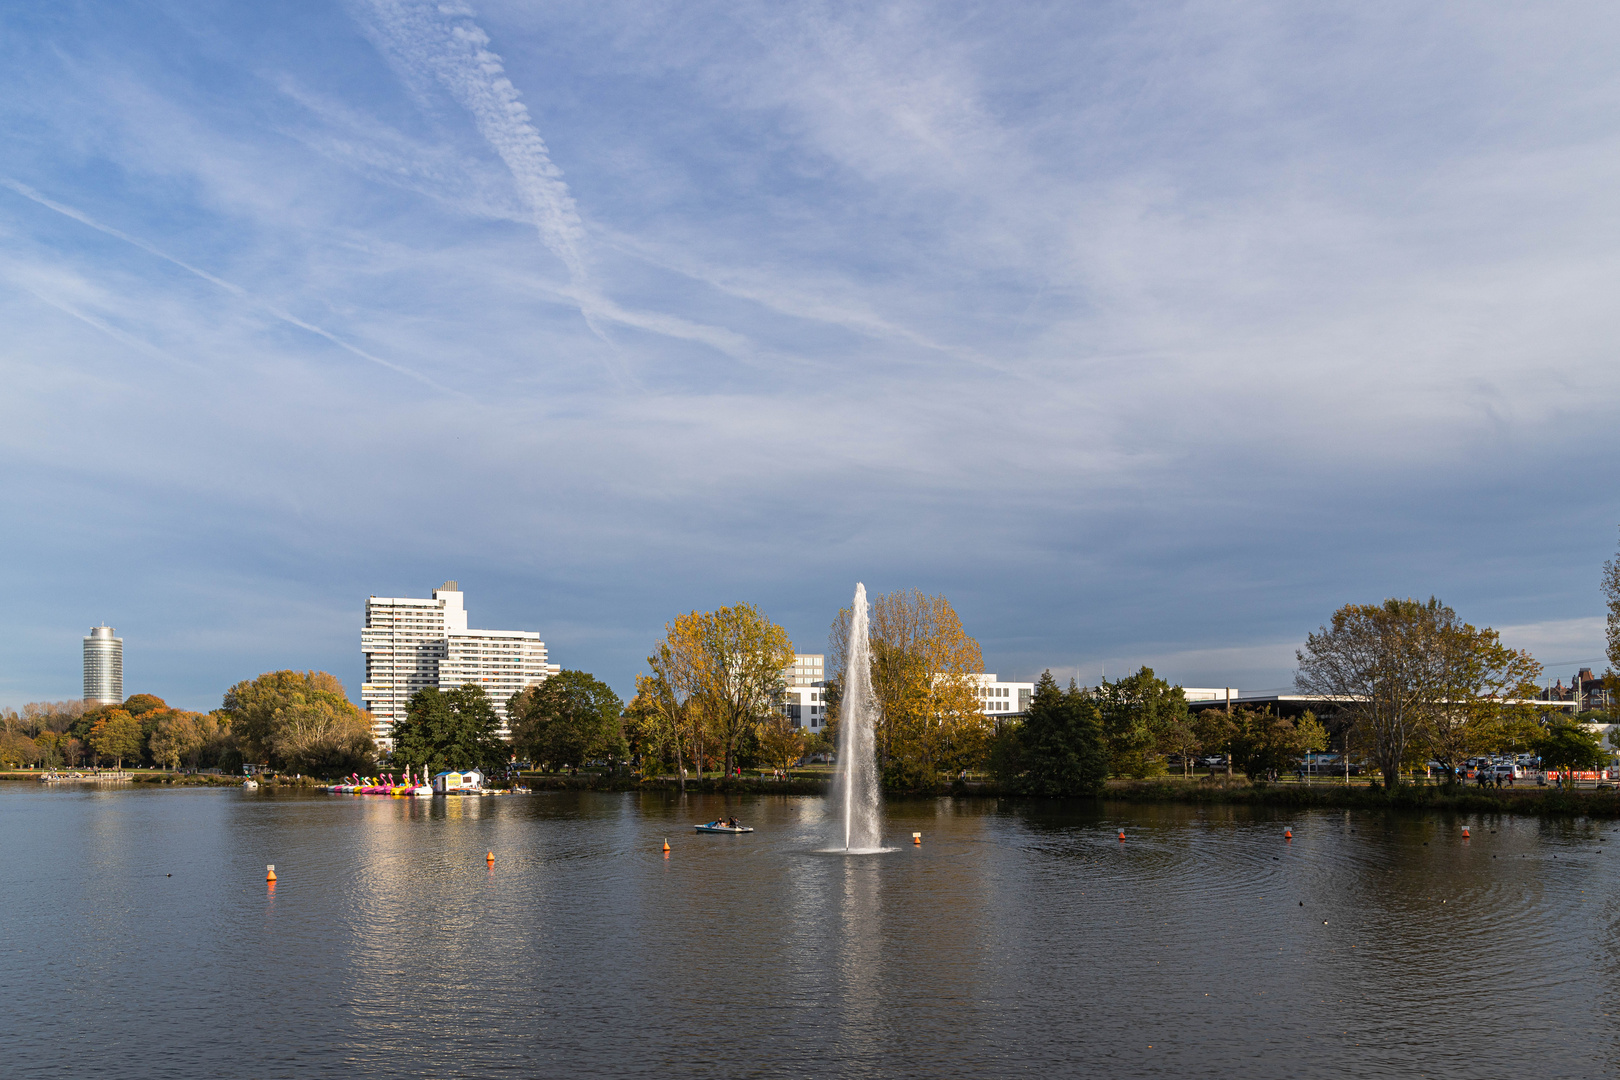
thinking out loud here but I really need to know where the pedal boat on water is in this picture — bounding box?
[694,821,754,834]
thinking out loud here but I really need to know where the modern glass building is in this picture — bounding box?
[83,625,124,704]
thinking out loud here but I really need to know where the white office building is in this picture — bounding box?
[781,653,829,732]
[781,660,1030,731]
[361,583,558,747]
[972,673,1034,717]
[83,625,124,705]
[1182,687,1241,707]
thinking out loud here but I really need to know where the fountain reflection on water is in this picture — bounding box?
[833,582,887,852]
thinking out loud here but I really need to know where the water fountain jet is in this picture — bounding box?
[833,583,882,851]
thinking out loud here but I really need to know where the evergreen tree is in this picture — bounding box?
[1096,667,1189,778]
[995,671,1108,796]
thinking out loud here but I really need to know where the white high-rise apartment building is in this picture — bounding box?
[361,583,558,747]
[83,625,123,705]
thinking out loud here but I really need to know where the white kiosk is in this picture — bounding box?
[431,769,484,794]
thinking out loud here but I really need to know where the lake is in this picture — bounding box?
[3,785,1616,1077]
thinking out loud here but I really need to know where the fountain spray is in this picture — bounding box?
[834,583,882,851]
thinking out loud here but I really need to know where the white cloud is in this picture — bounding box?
[1496,617,1609,673]
[3,1,1620,703]
[353,0,588,281]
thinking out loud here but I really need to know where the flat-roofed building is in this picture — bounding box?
[788,661,1033,731]
[361,583,558,747]
[441,629,555,720]
[781,653,829,732]
[971,673,1034,717]
[1182,688,1241,707]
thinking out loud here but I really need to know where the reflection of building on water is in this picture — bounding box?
[341,792,504,1013]
[360,582,560,748]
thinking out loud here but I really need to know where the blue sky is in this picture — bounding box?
[3,1,1617,711]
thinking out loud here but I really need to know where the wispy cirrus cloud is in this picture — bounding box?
[3,1,1619,710]
[0,177,456,393]
[353,0,588,281]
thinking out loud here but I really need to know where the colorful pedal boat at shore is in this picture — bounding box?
[324,772,433,796]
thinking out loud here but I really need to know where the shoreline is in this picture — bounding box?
[521,773,1620,817]
[10,769,1619,817]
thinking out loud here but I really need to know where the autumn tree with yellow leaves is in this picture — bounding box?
[645,603,795,782]
[830,589,989,787]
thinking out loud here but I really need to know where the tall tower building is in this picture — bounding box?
[83,625,124,705]
[360,583,558,748]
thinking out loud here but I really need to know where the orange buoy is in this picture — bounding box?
[1285,829,1293,840]
[266,864,277,882]
[662,839,670,853]
[1118,829,1126,841]
[1462,827,1470,838]
[486,850,495,864]
[913,832,922,845]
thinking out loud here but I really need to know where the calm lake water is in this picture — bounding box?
[3,785,1618,1078]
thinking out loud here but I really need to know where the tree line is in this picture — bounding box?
[0,672,378,775]
[13,527,1618,786]
[0,695,234,771]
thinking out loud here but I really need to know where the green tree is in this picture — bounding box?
[221,670,375,775]
[32,731,64,769]
[148,710,223,770]
[1423,622,1543,780]
[1227,708,1328,780]
[391,684,508,775]
[116,694,169,767]
[629,671,704,791]
[993,671,1108,796]
[1192,707,1239,777]
[1538,718,1607,782]
[1297,597,1447,788]
[623,680,675,779]
[1298,597,1547,787]
[508,670,625,772]
[0,731,43,768]
[1159,708,1202,778]
[1095,667,1188,778]
[69,706,112,745]
[122,694,167,716]
[88,711,143,768]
